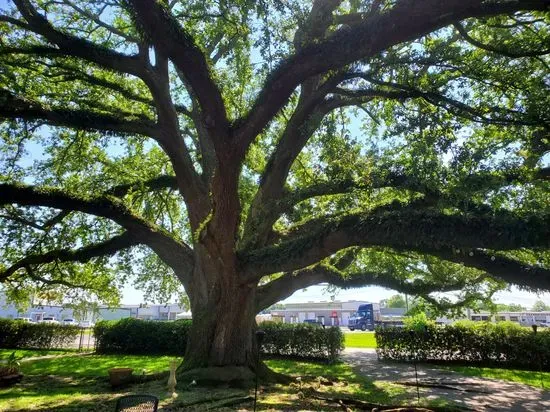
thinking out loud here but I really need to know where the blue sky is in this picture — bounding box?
[120,283,550,308]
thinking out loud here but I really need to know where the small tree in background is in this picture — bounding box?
[532,300,550,312]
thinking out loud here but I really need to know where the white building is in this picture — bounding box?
[121,303,189,320]
[270,300,381,326]
[0,292,187,322]
[468,310,550,326]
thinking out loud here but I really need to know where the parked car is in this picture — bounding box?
[40,317,59,324]
[79,320,95,328]
[14,317,33,323]
[62,318,78,326]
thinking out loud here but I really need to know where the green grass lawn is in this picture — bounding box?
[0,350,463,411]
[0,350,414,411]
[0,353,182,412]
[443,365,550,389]
[0,348,77,360]
[344,332,377,348]
[18,354,181,377]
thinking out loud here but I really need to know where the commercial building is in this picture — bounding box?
[269,300,550,327]
[0,292,189,322]
[123,303,191,321]
[270,300,403,326]
[468,310,550,325]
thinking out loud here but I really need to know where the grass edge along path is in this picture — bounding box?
[442,365,550,389]
[344,332,377,348]
[0,348,78,360]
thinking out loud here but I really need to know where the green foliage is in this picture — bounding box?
[0,351,21,377]
[531,300,550,312]
[385,294,406,308]
[95,319,344,361]
[260,322,344,362]
[94,318,191,356]
[403,313,435,332]
[376,321,550,369]
[0,319,80,350]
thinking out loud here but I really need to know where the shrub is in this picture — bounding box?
[94,319,344,361]
[0,352,21,377]
[94,318,191,355]
[260,322,344,362]
[403,313,435,332]
[0,319,80,349]
[376,321,550,369]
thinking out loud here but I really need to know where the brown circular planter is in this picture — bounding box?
[0,374,23,388]
[108,368,134,387]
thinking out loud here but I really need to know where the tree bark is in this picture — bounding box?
[179,247,259,384]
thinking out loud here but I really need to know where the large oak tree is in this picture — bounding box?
[1,0,549,379]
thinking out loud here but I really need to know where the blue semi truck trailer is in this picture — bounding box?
[348,303,375,331]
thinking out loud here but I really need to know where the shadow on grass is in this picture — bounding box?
[0,357,413,411]
[19,354,181,377]
[442,365,549,388]
[264,358,408,406]
[0,375,116,411]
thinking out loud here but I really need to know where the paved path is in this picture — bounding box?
[342,348,550,411]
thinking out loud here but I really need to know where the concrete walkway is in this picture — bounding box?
[342,348,550,411]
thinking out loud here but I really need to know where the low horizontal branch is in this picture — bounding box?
[0,183,194,283]
[0,89,157,137]
[431,249,550,291]
[107,175,178,197]
[0,232,140,282]
[256,263,482,311]
[242,208,550,277]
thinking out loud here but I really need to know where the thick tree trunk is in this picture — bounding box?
[178,248,260,384]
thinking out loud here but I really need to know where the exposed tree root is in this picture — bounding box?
[177,366,255,387]
[307,389,466,411]
[175,394,253,409]
[396,380,490,394]
[176,361,293,387]
[256,360,294,384]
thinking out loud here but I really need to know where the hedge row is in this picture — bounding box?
[94,319,344,361]
[376,321,550,369]
[94,318,191,355]
[0,319,80,349]
[260,322,344,362]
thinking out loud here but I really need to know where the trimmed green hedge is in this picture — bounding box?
[0,319,80,349]
[376,321,550,369]
[260,322,344,362]
[94,319,344,361]
[94,318,191,355]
